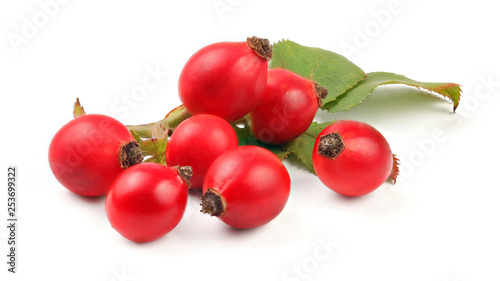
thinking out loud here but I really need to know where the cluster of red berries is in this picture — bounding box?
[48,37,395,243]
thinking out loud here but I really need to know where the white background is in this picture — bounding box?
[1,0,499,280]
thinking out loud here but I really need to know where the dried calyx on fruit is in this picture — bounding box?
[316,132,345,160]
[247,36,273,60]
[200,188,226,217]
[119,141,144,169]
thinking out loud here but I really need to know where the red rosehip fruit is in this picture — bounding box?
[201,146,291,229]
[105,163,191,243]
[249,68,328,145]
[48,114,143,197]
[165,114,238,189]
[312,120,394,197]
[179,36,272,123]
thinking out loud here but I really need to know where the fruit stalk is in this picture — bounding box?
[126,105,192,139]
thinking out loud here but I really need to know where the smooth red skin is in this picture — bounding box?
[203,146,291,229]
[250,69,319,145]
[178,41,268,123]
[105,163,188,243]
[166,114,238,189]
[312,120,393,197]
[48,114,135,197]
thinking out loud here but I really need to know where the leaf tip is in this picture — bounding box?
[452,83,463,113]
[129,129,143,144]
[429,82,462,112]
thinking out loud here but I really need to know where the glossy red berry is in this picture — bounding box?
[249,68,328,145]
[105,163,191,243]
[48,114,143,197]
[179,36,272,123]
[312,120,394,197]
[165,114,238,189]
[201,146,291,229]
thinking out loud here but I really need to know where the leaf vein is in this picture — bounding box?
[307,55,327,80]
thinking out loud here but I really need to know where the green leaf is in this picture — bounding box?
[323,72,462,113]
[230,121,338,173]
[301,121,336,138]
[270,40,366,105]
[129,130,143,143]
[285,121,337,174]
[139,137,168,165]
[232,125,290,160]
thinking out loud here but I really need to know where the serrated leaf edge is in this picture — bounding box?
[323,72,462,113]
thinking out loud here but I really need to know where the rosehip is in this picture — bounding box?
[249,68,328,145]
[105,163,191,243]
[201,146,291,229]
[179,36,272,123]
[312,120,394,197]
[165,114,238,189]
[48,114,143,197]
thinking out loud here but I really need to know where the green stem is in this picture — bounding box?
[126,122,156,139]
[126,105,192,139]
[166,105,192,128]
